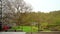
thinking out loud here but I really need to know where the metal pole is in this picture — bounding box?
[31,23,32,34]
[38,22,40,32]
[38,22,39,32]
[0,0,2,31]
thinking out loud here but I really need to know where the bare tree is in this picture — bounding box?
[2,0,32,26]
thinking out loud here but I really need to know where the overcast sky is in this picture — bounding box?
[24,0,60,13]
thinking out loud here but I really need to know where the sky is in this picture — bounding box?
[24,0,60,13]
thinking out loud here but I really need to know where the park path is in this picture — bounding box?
[26,31,60,34]
[0,32,26,34]
[0,31,60,34]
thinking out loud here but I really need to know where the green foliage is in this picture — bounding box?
[3,10,60,31]
[13,11,60,31]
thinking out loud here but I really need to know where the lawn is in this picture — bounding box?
[11,26,38,32]
[10,26,52,32]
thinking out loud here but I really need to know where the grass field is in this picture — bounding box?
[11,26,38,32]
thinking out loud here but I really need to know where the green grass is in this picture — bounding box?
[11,26,52,32]
[11,26,38,32]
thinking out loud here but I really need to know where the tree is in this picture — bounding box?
[2,0,32,26]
